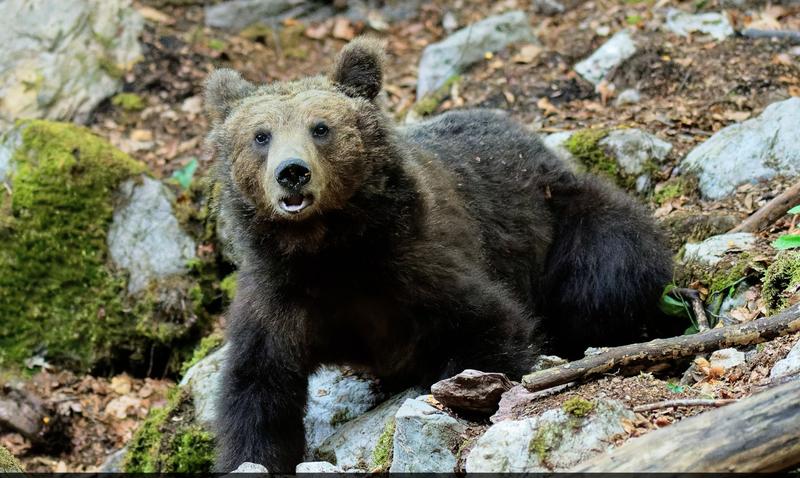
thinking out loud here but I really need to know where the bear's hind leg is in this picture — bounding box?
[541,175,678,358]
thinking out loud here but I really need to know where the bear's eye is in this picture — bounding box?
[254,132,271,145]
[312,122,329,139]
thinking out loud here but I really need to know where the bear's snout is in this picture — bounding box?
[275,158,311,190]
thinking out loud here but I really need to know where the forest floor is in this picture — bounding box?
[3,0,800,471]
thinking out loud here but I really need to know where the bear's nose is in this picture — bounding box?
[275,158,311,190]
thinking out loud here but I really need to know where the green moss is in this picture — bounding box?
[112,93,146,112]
[0,121,212,374]
[207,38,226,51]
[529,422,564,465]
[562,397,595,417]
[653,177,690,205]
[179,332,224,377]
[708,254,752,294]
[762,252,800,313]
[412,75,462,117]
[124,388,214,473]
[564,129,618,179]
[371,418,395,472]
[0,445,22,472]
[98,57,124,79]
[220,273,237,301]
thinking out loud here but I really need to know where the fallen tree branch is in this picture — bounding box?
[672,287,710,332]
[741,28,800,44]
[574,379,800,472]
[730,180,800,233]
[522,303,800,392]
[632,398,737,412]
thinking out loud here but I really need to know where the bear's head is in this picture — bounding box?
[205,37,392,232]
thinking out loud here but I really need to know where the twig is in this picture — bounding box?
[672,287,710,332]
[521,303,800,392]
[741,28,800,44]
[730,180,800,233]
[633,398,737,412]
[574,379,800,472]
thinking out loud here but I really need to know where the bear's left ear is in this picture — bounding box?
[331,37,386,101]
[204,68,255,123]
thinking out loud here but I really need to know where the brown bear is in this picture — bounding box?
[205,37,675,472]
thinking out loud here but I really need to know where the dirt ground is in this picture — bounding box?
[3,0,800,471]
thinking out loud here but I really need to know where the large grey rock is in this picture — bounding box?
[0,129,22,183]
[682,232,757,266]
[770,339,800,379]
[205,0,309,30]
[231,462,268,473]
[180,345,382,454]
[466,399,634,472]
[599,129,672,192]
[543,131,578,169]
[615,88,641,106]
[179,343,228,427]
[389,397,467,472]
[574,30,637,85]
[417,11,536,99]
[0,0,142,129]
[108,176,197,294]
[682,98,800,199]
[304,366,380,454]
[98,448,127,473]
[665,9,734,41]
[316,388,421,470]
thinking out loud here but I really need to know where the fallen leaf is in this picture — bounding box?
[130,129,153,142]
[332,17,355,40]
[536,97,559,116]
[511,44,542,63]
[110,375,132,395]
[136,6,174,25]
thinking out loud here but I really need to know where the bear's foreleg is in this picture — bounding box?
[214,294,310,473]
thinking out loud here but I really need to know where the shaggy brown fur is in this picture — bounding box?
[206,37,676,472]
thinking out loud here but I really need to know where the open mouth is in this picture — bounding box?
[279,194,314,214]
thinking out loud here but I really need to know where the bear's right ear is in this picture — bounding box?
[331,37,386,101]
[204,69,255,123]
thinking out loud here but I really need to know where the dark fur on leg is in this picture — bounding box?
[541,175,677,358]
[214,273,311,473]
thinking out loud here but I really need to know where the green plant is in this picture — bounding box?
[658,284,699,334]
[772,205,800,250]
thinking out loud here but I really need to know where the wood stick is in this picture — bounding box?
[522,303,800,392]
[741,28,800,44]
[672,287,710,332]
[632,398,737,412]
[730,180,800,233]
[575,379,800,472]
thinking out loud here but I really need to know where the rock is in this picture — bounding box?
[417,11,536,99]
[441,11,458,32]
[296,461,342,473]
[709,348,746,371]
[682,233,757,266]
[316,388,421,470]
[431,369,513,414]
[0,445,22,472]
[491,383,573,423]
[665,9,734,41]
[543,132,579,170]
[0,121,209,373]
[304,366,380,454]
[466,399,634,472]
[533,0,565,15]
[530,355,569,372]
[179,345,381,453]
[660,211,739,252]
[598,129,672,192]
[231,462,268,473]
[389,397,467,472]
[205,0,309,30]
[574,30,637,85]
[770,339,800,379]
[98,448,128,473]
[682,98,800,199]
[615,88,641,106]
[0,0,142,129]
[108,176,197,294]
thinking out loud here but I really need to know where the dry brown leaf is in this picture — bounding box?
[332,17,355,40]
[536,97,559,116]
[511,44,542,63]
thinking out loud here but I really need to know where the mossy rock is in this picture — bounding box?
[659,210,739,252]
[123,388,215,473]
[0,445,23,472]
[0,121,218,374]
[762,252,800,314]
[371,417,395,472]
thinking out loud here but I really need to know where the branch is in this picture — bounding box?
[522,303,800,392]
[730,180,800,233]
[672,287,710,332]
[632,398,737,412]
[574,379,800,472]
